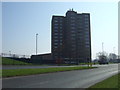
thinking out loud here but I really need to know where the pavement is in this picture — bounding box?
[2,64,89,69]
[2,64,119,88]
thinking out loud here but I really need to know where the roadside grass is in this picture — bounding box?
[0,70,1,78]
[2,57,32,65]
[89,73,120,89]
[2,66,96,78]
[79,63,94,65]
[79,63,99,66]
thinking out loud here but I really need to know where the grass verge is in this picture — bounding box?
[88,73,120,89]
[2,57,32,65]
[2,66,96,78]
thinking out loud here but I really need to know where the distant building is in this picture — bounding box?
[109,53,117,60]
[52,9,91,63]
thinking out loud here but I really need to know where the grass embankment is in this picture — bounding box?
[89,73,120,89]
[1,57,94,66]
[2,57,32,65]
[2,66,96,78]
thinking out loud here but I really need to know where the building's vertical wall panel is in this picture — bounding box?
[52,16,65,61]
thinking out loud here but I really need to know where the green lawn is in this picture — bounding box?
[89,73,120,89]
[2,66,96,78]
[2,57,32,65]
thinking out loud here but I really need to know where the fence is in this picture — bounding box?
[0,53,31,59]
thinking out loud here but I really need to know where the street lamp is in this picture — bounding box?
[9,51,11,57]
[36,33,38,55]
[113,47,115,54]
[102,42,104,53]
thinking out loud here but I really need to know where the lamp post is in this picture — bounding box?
[102,42,104,55]
[9,51,11,57]
[113,47,115,54]
[36,33,38,55]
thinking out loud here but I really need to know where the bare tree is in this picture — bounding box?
[96,51,108,60]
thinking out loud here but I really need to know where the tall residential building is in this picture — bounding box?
[52,9,91,63]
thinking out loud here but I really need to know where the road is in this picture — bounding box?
[2,64,119,88]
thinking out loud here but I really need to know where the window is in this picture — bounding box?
[54,36,58,38]
[71,20,75,22]
[60,40,62,42]
[85,28,89,31]
[54,17,58,19]
[85,31,89,34]
[71,27,75,29]
[55,56,58,58]
[85,41,89,44]
[84,30,89,34]
[79,33,83,36]
[60,30,62,32]
[71,30,75,33]
[54,33,58,35]
[72,44,76,47]
[54,53,58,56]
[60,26,63,29]
[60,43,62,45]
[71,41,76,44]
[70,16,75,19]
[84,18,89,21]
[60,24,62,26]
[60,36,63,38]
[60,17,63,20]
[85,35,89,38]
[85,38,89,41]
[60,20,63,23]
[54,20,58,22]
[71,37,75,40]
[71,34,76,36]
[54,30,58,33]
[54,43,58,45]
[84,15,89,17]
[54,26,58,29]
[71,23,75,26]
[78,27,82,30]
[54,46,58,48]
[85,45,90,48]
[71,48,75,51]
[54,23,58,26]
[60,33,63,35]
[54,40,58,42]
[84,21,89,24]
[85,25,89,28]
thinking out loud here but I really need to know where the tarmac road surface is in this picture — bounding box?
[2,64,119,88]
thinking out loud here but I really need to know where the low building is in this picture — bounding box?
[31,53,54,64]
